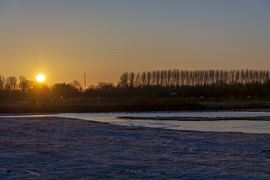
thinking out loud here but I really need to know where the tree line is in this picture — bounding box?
[1,69,270,100]
[117,69,270,88]
[116,69,270,98]
[0,75,82,100]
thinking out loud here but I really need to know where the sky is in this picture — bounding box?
[1,0,270,86]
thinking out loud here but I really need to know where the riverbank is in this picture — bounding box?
[1,99,270,113]
[1,116,270,179]
[0,97,202,113]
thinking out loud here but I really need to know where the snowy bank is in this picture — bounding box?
[0,117,270,179]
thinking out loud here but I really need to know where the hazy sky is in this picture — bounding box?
[1,0,270,85]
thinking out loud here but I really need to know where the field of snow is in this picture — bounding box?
[0,116,270,179]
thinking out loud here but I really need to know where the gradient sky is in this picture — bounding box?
[1,0,270,85]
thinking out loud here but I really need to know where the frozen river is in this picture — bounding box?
[2,110,270,134]
[54,111,270,134]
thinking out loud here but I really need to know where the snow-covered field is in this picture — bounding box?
[0,116,270,179]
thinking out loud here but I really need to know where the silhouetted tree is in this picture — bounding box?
[5,76,17,90]
[19,76,28,93]
[118,72,129,89]
[141,72,146,86]
[70,80,82,88]
[51,83,80,97]
[2,69,270,100]
[134,72,141,87]
[129,72,135,88]
[155,70,160,86]
[0,75,5,89]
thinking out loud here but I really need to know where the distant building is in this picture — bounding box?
[170,92,178,98]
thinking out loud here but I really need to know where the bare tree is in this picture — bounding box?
[209,70,215,85]
[234,70,239,84]
[160,71,164,86]
[186,71,190,86]
[215,70,220,84]
[98,82,115,92]
[0,75,5,89]
[223,70,229,85]
[240,69,245,84]
[163,70,168,86]
[70,80,82,88]
[175,69,180,87]
[19,76,28,93]
[180,70,185,86]
[118,72,129,88]
[134,72,141,87]
[141,72,146,86]
[245,69,250,84]
[155,70,160,86]
[146,71,151,86]
[129,72,135,87]
[5,76,17,90]
[264,70,270,82]
[259,70,264,83]
[151,71,156,85]
[203,70,209,86]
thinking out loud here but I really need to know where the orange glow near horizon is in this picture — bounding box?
[0,1,269,85]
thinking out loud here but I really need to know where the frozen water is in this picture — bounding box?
[2,111,270,133]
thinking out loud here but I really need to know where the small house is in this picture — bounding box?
[170,92,178,98]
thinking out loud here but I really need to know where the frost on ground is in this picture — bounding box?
[0,117,270,179]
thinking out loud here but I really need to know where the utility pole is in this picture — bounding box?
[84,72,86,88]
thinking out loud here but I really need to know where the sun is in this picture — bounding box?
[37,75,45,82]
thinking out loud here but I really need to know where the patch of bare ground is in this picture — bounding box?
[0,116,269,179]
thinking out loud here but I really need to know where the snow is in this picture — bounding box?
[0,116,270,179]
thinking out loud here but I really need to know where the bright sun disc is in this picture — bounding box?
[37,75,45,82]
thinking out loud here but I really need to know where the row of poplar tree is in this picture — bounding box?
[117,69,270,88]
[113,69,270,98]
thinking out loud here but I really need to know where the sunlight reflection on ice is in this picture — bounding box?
[1,111,270,134]
[54,111,270,134]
